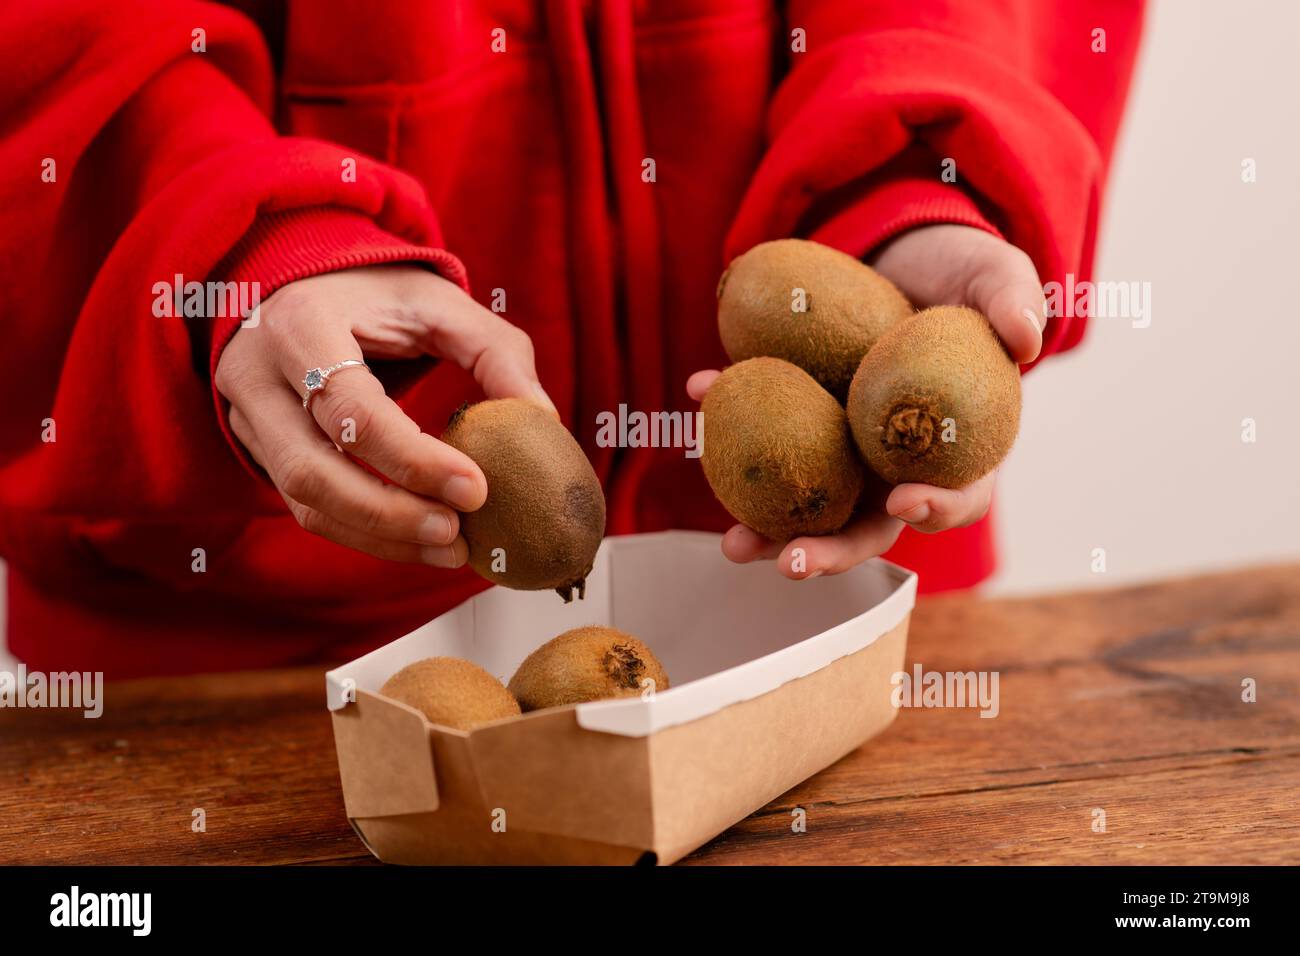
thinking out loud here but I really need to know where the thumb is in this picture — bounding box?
[964,245,1046,364]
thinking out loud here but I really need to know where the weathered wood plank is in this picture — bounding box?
[1,563,1296,865]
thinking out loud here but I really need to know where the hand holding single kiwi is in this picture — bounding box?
[700,233,1031,563]
[441,398,605,601]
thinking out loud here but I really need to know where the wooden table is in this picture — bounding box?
[3,564,1297,865]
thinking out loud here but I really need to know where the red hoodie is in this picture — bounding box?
[0,0,1143,678]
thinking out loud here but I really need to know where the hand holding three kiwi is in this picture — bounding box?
[705,238,1023,537]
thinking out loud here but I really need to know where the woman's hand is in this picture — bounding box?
[214,265,553,566]
[689,224,1045,578]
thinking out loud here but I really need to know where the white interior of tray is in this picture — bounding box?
[326,530,917,736]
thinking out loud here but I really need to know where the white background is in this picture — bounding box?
[987,0,1300,593]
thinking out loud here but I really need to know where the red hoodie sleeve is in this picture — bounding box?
[0,0,463,516]
[727,0,1145,362]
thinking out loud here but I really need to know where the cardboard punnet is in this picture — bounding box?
[326,530,916,865]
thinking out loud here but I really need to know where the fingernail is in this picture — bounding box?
[1022,305,1043,334]
[442,475,480,511]
[893,502,930,525]
[420,545,456,567]
[533,383,560,418]
[805,569,823,580]
[418,512,453,545]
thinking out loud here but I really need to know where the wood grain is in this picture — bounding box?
[2,563,1297,865]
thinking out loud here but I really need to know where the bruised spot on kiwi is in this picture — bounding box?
[508,626,669,711]
[379,656,520,731]
[701,357,864,541]
[790,488,829,521]
[564,481,604,532]
[548,481,605,600]
[847,306,1022,488]
[441,398,605,598]
[716,238,913,400]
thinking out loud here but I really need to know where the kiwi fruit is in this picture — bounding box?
[379,657,521,731]
[508,626,669,711]
[442,398,605,601]
[846,306,1022,488]
[717,238,912,400]
[701,356,864,541]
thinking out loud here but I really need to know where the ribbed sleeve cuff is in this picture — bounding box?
[208,207,469,477]
[808,176,1003,261]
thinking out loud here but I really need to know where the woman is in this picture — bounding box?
[0,0,1142,676]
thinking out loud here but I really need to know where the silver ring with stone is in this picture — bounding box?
[302,360,368,409]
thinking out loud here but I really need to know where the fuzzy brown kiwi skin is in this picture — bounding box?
[701,357,864,541]
[441,399,605,600]
[847,306,1022,488]
[717,238,912,401]
[508,626,669,711]
[380,657,521,731]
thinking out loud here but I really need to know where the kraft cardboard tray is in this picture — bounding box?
[325,530,917,865]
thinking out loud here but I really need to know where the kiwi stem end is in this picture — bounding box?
[555,576,588,603]
[883,405,939,457]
